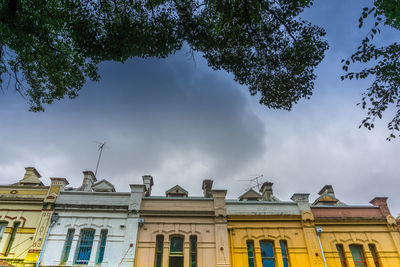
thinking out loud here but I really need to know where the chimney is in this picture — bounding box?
[18,167,43,186]
[291,193,311,211]
[24,167,41,180]
[260,182,274,201]
[129,184,146,212]
[202,179,213,198]
[50,177,69,191]
[82,171,97,191]
[142,175,154,197]
[370,197,391,217]
[318,185,335,196]
[44,178,69,204]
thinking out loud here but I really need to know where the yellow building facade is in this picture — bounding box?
[227,183,326,267]
[312,186,400,267]
[0,167,68,267]
[227,183,400,267]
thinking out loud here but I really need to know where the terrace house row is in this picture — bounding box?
[1,167,400,267]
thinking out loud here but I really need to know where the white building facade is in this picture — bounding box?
[40,171,147,267]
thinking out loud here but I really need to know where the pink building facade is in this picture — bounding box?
[134,178,230,267]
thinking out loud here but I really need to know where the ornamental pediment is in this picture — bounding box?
[91,179,116,192]
[165,185,188,197]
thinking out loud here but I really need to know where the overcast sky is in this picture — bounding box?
[1,1,400,214]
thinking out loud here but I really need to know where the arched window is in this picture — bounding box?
[60,228,75,264]
[169,236,184,267]
[349,245,367,267]
[74,228,95,265]
[259,240,275,267]
[368,244,380,267]
[154,235,164,267]
[190,235,197,267]
[4,221,20,256]
[0,222,7,242]
[96,229,108,264]
[336,244,347,267]
[279,240,290,267]
[246,240,255,267]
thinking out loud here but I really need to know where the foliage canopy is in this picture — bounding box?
[1,0,327,112]
[342,0,400,140]
[1,0,400,139]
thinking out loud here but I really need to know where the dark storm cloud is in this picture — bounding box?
[0,53,266,196]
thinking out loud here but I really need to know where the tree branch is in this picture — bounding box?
[257,0,297,41]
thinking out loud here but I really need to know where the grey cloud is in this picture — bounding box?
[0,52,267,197]
[1,0,400,216]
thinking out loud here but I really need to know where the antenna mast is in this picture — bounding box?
[237,174,265,191]
[253,175,264,191]
[95,142,106,177]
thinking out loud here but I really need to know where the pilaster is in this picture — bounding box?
[25,178,68,262]
[119,184,145,267]
[212,189,230,267]
[386,215,400,256]
[291,193,325,267]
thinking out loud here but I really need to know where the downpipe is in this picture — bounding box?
[35,213,59,267]
[316,226,328,267]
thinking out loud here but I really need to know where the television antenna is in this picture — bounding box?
[237,174,265,191]
[94,141,106,177]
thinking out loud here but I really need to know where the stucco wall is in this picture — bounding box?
[41,210,138,267]
[312,205,400,267]
[0,202,43,266]
[226,200,300,216]
[135,194,230,267]
[40,190,143,267]
[315,223,400,267]
[227,201,313,267]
